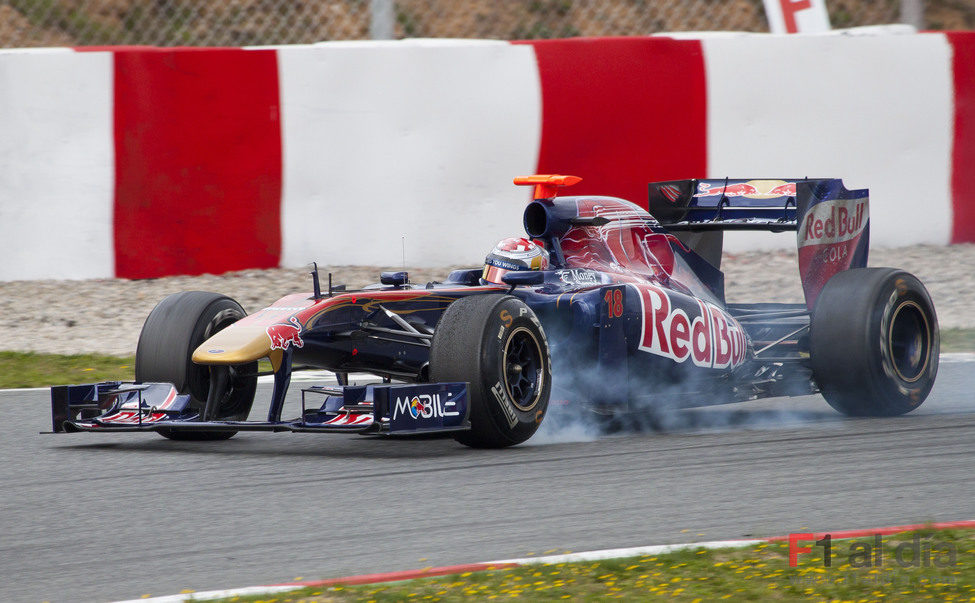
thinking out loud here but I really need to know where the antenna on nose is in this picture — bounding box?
[310,262,322,300]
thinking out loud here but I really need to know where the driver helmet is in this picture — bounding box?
[482,237,550,284]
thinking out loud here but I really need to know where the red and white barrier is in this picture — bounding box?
[277,40,540,269]
[1,33,973,280]
[0,48,114,280]
[705,34,955,250]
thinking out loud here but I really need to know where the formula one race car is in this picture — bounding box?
[49,175,939,447]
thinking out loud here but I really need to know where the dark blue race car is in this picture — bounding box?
[49,175,939,447]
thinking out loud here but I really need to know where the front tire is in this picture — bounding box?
[135,291,258,440]
[430,295,551,448]
[810,268,939,416]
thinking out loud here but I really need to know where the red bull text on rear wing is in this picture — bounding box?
[648,178,870,309]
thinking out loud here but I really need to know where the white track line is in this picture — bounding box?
[940,352,975,363]
[113,584,299,603]
[489,539,764,565]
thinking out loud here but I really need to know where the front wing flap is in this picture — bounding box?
[50,381,471,437]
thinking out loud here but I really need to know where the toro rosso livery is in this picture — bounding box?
[49,175,939,447]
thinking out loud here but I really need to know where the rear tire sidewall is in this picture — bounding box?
[810,268,939,416]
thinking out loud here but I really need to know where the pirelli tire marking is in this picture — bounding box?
[491,381,518,428]
[492,304,548,422]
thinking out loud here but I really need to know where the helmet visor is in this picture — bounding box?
[482,264,511,285]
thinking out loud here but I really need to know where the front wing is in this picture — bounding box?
[49,381,471,436]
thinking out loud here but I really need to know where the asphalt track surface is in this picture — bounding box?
[3,361,974,602]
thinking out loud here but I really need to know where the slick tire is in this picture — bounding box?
[136,291,258,441]
[810,268,939,417]
[430,295,551,448]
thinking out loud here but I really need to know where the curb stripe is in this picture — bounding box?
[763,518,975,542]
[118,518,975,602]
[112,564,518,603]
[278,562,520,588]
[113,584,299,603]
[490,539,763,566]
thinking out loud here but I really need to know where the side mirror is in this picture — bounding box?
[501,271,545,287]
[380,271,409,286]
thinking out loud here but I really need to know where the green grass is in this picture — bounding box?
[205,528,975,602]
[941,328,975,354]
[0,351,135,389]
[0,353,278,390]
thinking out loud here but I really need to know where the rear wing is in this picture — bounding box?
[648,178,870,309]
[650,178,818,231]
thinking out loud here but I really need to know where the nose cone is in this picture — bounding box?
[191,323,273,365]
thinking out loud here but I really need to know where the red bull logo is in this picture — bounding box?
[796,196,870,309]
[767,182,797,197]
[266,316,304,351]
[695,182,759,198]
[634,283,748,369]
[799,199,868,247]
[694,180,796,199]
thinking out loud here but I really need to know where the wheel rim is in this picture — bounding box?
[205,309,242,340]
[502,327,545,412]
[888,300,931,383]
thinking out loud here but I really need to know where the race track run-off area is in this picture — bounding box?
[2,358,973,602]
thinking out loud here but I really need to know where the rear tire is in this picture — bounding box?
[810,268,939,416]
[431,295,551,448]
[136,291,258,440]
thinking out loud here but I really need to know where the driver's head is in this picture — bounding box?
[482,237,550,285]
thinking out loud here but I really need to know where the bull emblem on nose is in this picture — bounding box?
[266,316,304,351]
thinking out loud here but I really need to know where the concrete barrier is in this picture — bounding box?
[1,33,972,280]
[0,48,114,280]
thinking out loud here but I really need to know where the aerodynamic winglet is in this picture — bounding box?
[513,174,582,200]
